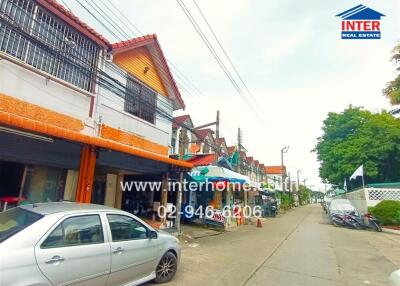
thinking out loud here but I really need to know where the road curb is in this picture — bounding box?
[382,227,400,235]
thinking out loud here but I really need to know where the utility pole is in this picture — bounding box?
[237,128,242,174]
[297,169,301,205]
[215,110,220,139]
[192,111,220,165]
[175,130,186,235]
[280,146,289,193]
[297,169,301,190]
[214,110,220,165]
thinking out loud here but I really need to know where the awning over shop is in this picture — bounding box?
[184,154,234,170]
[0,112,193,169]
[186,154,216,166]
[188,166,250,184]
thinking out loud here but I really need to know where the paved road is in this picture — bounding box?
[148,205,400,286]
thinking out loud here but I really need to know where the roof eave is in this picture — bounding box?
[111,35,185,110]
[37,0,110,49]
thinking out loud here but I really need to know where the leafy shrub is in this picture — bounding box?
[277,192,295,210]
[370,200,400,225]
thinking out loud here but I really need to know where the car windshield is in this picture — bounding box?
[0,207,43,243]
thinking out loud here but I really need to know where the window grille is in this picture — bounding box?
[0,0,100,91]
[124,76,157,124]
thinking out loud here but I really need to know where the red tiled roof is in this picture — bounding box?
[111,34,185,110]
[265,166,286,175]
[227,146,235,155]
[240,151,247,159]
[172,115,191,129]
[111,34,155,50]
[37,0,110,48]
[187,154,216,166]
[215,137,226,146]
[247,156,254,163]
[194,128,213,141]
[254,160,259,167]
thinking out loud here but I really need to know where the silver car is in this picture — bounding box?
[0,202,181,286]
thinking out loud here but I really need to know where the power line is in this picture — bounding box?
[84,0,200,101]
[167,60,203,97]
[176,0,266,126]
[103,0,143,36]
[191,0,266,121]
[74,0,199,101]
[75,0,123,41]
[84,0,204,99]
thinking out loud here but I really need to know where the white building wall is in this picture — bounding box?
[96,62,173,147]
[0,58,93,134]
[0,57,174,148]
[336,187,400,214]
[267,174,283,191]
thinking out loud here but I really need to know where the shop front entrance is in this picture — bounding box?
[0,130,81,207]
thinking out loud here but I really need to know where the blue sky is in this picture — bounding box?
[63,0,400,190]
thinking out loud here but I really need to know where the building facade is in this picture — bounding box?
[265,166,287,191]
[0,0,192,214]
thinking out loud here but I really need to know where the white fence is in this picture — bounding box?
[336,187,400,214]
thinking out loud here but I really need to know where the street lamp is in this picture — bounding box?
[281,146,289,193]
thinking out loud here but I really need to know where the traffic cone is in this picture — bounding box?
[256,218,262,228]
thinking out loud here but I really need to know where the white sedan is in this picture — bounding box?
[0,202,181,286]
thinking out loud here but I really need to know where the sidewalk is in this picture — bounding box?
[179,224,223,243]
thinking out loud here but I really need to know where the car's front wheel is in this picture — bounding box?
[155,252,177,284]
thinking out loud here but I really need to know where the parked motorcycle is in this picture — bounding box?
[346,211,382,232]
[330,213,347,227]
[330,212,359,228]
[330,211,382,232]
[270,203,278,217]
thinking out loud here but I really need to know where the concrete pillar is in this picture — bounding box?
[160,172,169,223]
[104,174,117,207]
[64,170,79,201]
[115,174,124,209]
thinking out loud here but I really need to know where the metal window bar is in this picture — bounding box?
[124,76,157,124]
[0,0,100,92]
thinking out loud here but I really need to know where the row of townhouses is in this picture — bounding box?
[0,0,191,212]
[0,0,287,227]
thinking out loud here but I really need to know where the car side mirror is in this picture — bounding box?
[149,230,158,239]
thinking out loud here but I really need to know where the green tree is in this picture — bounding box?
[383,43,400,105]
[315,107,400,186]
[311,191,324,203]
[298,185,311,205]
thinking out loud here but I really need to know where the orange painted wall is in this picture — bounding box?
[100,124,168,156]
[113,47,168,97]
[0,93,84,132]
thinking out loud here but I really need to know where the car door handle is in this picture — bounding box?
[45,255,65,264]
[112,247,124,254]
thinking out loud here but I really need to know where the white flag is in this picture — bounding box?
[350,165,363,180]
[344,179,347,191]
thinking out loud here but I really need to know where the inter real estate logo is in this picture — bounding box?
[336,4,385,39]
